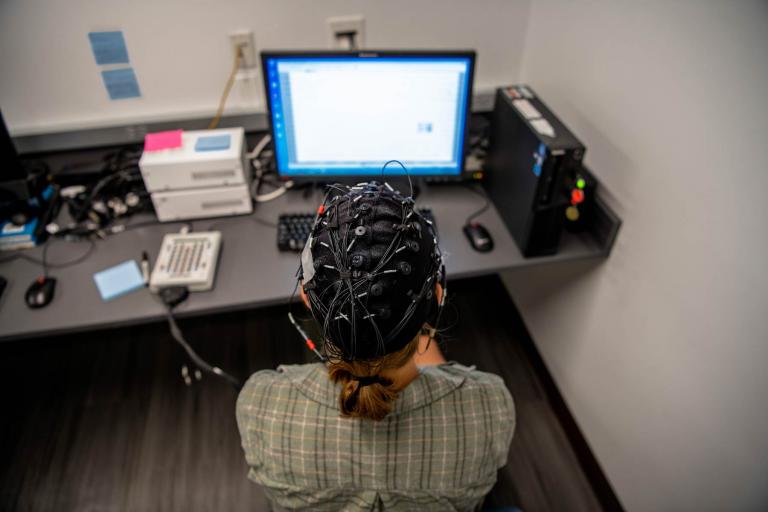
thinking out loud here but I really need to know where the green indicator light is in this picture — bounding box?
[576,178,586,189]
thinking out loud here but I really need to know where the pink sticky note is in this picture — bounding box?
[144,130,183,152]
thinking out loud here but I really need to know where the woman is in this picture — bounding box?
[237,181,515,511]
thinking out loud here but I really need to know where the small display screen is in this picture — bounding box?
[263,53,474,177]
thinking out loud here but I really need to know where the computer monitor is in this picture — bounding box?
[261,51,475,179]
[0,109,31,202]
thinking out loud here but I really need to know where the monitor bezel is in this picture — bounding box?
[259,50,476,182]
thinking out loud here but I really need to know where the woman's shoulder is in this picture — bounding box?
[236,363,324,414]
[421,363,514,411]
[424,362,507,389]
[239,367,280,391]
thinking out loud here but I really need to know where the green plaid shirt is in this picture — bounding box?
[236,362,515,511]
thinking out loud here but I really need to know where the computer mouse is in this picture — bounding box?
[463,223,494,253]
[25,276,57,309]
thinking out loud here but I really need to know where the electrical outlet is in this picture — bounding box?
[327,15,365,50]
[229,31,256,68]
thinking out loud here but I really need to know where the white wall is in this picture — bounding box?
[0,0,531,135]
[504,1,768,510]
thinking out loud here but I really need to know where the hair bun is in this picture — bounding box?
[329,363,399,421]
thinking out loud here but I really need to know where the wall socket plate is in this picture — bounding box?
[327,15,365,49]
[229,30,256,68]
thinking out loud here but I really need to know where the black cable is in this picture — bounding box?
[42,239,50,278]
[464,183,490,225]
[106,219,163,234]
[158,286,243,391]
[0,218,160,276]
[0,238,97,272]
[58,145,150,231]
[381,160,415,198]
[165,309,242,391]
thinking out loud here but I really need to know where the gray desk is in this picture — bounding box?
[0,185,606,342]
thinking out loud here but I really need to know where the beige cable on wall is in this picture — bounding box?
[208,47,243,129]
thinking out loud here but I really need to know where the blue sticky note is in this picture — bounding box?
[88,31,130,65]
[195,134,231,152]
[93,260,145,301]
[101,68,141,100]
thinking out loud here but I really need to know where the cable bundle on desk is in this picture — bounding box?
[248,134,295,203]
[53,146,154,240]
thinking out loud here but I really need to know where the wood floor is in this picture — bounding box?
[0,275,612,511]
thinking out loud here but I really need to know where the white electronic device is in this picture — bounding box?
[151,183,252,222]
[139,127,249,192]
[149,231,222,292]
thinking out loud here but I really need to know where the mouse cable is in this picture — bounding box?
[464,183,490,225]
[158,286,243,391]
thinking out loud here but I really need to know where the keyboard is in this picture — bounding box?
[277,208,435,252]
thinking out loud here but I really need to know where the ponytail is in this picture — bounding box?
[327,335,419,421]
[329,365,397,421]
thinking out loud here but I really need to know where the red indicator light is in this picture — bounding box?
[317,204,325,215]
[571,189,585,204]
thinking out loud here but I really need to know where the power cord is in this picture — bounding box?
[252,179,294,203]
[246,134,272,161]
[208,47,243,130]
[158,286,243,390]
[464,183,490,225]
[246,133,295,203]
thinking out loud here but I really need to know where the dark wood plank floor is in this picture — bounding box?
[0,275,607,512]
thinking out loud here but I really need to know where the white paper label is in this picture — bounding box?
[518,85,535,99]
[531,118,556,138]
[512,99,542,120]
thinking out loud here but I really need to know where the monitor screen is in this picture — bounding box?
[261,51,475,178]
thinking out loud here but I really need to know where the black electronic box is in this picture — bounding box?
[486,85,586,257]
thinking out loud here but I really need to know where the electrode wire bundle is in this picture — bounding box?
[295,174,445,362]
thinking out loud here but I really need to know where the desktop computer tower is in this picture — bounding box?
[486,85,585,257]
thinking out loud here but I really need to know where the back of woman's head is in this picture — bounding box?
[299,181,443,420]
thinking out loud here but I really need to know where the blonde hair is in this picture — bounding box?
[327,333,420,421]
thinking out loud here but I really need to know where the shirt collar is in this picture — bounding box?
[278,363,467,416]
